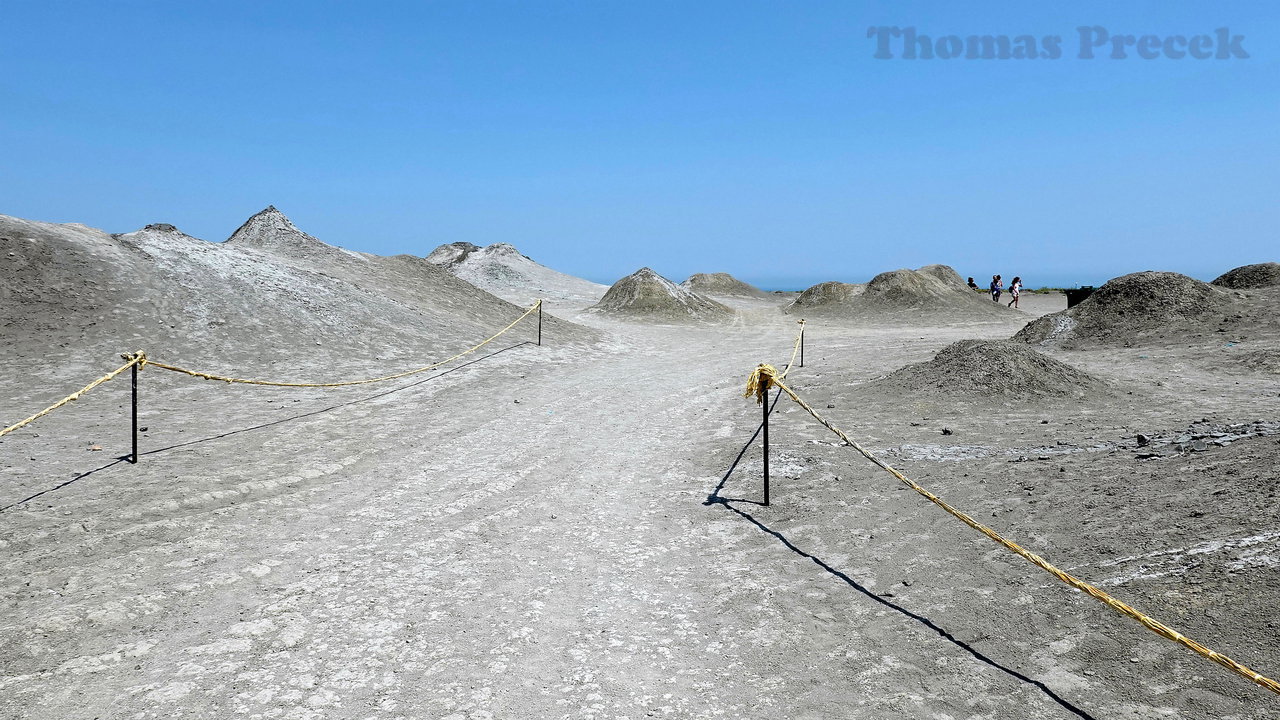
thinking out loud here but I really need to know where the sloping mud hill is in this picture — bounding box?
[787,265,1009,322]
[588,267,734,323]
[1013,271,1268,348]
[866,340,1106,400]
[427,241,607,303]
[0,209,586,369]
[680,272,770,298]
[1212,262,1280,289]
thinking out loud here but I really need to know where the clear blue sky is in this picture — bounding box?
[2,1,1276,289]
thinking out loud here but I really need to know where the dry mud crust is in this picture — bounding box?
[1014,271,1246,348]
[588,267,735,323]
[680,272,771,298]
[866,339,1107,400]
[1212,262,1280,290]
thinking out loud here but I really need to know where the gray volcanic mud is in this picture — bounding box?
[680,272,770,298]
[867,339,1107,400]
[427,241,607,304]
[1212,262,1280,290]
[0,209,591,385]
[588,267,735,323]
[1014,271,1276,349]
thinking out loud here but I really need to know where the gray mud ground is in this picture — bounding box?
[3,291,1279,720]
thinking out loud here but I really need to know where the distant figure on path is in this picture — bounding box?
[990,275,1003,303]
[967,277,979,291]
[1007,276,1022,308]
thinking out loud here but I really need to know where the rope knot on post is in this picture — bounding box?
[121,350,148,369]
[743,363,779,404]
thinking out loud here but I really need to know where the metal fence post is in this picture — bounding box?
[130,362,139,464]
[537,300,542,346]
[762,384,770,506]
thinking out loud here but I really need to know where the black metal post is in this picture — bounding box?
[130,362,138,464]
[537,301,542,346]
[762,385,770,506]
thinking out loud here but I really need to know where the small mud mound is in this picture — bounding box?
[681,272,769,298]
[1212,262,1280,289]
[871,340,1105,399]
[1016,271,1233,347]
[916,264,966,290]
[784,281,862,313]
[589,268,734,322]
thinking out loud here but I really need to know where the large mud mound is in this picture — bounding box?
[680,273,769,298]
[871,340,1105,399]
[1015,271,1234,347]
[1212,262,1280,289]
[0,210,585,369]
[427,242,606,303]
[589,268,734,322]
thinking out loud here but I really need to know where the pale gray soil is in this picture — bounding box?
[3,252,1279,720]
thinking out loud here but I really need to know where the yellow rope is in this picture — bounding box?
[144,300,541,388]
[742,363,1280,697]
[776,319,804,381]
[2,300,540,437]
[1,352,146,438]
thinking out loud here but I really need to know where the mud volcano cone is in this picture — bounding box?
[590,267,734,322]
[874,340,1105,399]
[1212,262,1280,289]
[681,273,770,298]
[784,281,862,313]
[1016,271,1233,346]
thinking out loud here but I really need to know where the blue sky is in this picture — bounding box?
[2,1,1276,289]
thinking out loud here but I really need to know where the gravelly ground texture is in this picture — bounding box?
[2,218,1278,720]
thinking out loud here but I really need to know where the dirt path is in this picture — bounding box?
[3,295,1278,719]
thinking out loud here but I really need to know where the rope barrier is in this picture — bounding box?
[142,300,540,387]
[1,300,540,438]
[0,352,146,438]
[743,363,1280,697]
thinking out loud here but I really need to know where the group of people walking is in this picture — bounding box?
[966,275,1023,308]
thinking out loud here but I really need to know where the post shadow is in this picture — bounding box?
[705,399,1097,719]
[0,457,128,513]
